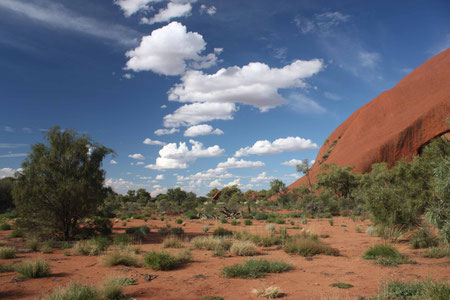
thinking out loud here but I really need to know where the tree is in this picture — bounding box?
[12,126,113,240]
[268,179,287,197]
[296,159,313,189]
[0,177,15,213]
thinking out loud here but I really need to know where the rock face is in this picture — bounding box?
[289,48,450,189]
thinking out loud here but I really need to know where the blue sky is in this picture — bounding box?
[1,0,449,196]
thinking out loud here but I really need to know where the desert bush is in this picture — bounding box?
[328,219,334,226]
[301,218,307,225]
[252,286,281,299]
[126,226,150,241]
[231,220,240,226]
[377,279,449,299]
[222,259,293,278]
[202,226,210,233]
[230,241,258,256]
[9,229,24,238]
[363,243,413,266]
[244,220,253,226]
[220,218,228,224]
[355,226,362,233]
[366,226,378,236]
[0,223,11,230]
[73,237,110,256]
[15,259,50,278]
[0,263,14,273]
[144,250,192,271]
[376,225,406,242]
[266,224,276,233]
[162,235,184,248]
[0,246,15,259]
[255,212,269,220]
[213,227,233,237]
[158,227,184,237]
[113,235,131,246]
[423,247,450,258]
[192,236,232,252]
[175,219,183,224]
[102,277,132,300]
[284,233,339,257]
[27,239,40,252]
[42,283,100,300]
[409,227,439,249]
[101,248,142,267]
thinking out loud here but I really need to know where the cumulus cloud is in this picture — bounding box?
[114,0,154,17]
[143,138,166,146]
[199,4,216,15]
[217,157,265,169]
[145,139,224,170]
[160,104,167,108]
[150,187,167,197]
[250,171,274,183]
[168,59,324,111]
[154,128,180,135]
[110,159,118,165]
[208,179,222,188]
[225,178,240,187]
[105,177,146,194]
[125,22,218,75]
[184,124,224,137]
[128,153,145,160]
[281,159,303,166]
[163,102,236,128]
[141,2,192,25]
[235,137,318,157]
[155,174,165,180]
[0,168,18,178]
[177,167,233,188]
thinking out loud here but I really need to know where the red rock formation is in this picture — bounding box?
[290,48,450,189]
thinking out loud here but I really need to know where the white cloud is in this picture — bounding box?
[145,139,224,170]
[123,73,133,79]
[209,179,222,188]
[161,104,167,108]
[0,143,27,149]
[281,159,303,166]
[125,21,217,75]
[155,174,165,180]
[150,187,167,197]
[358,51,380,68]
[0,0,139,46]
[324,91,341,101]
[217,157,265,169]
[0,153,27,158]
[114,0,154,17]
[235,137,318,157]
[110,159,118,165]
[199,4,216,15]
[154,128,180,135]
[184,124,224,137]
[141,2,192,25]
[136,162,145,165]
[168,59,324,111]
[22,127,32,134]
[143,138,166,146]
[153,184,161,189]
[294,11,350,34]
[0,168,18,178]
[225,178,240,187]
[250,171,274,183]
[177,167,233,188]
[163,102,236,128]
[105,178,147,194]
[128,153,145,160]
[288,93,326,114]
[4,126,14,133]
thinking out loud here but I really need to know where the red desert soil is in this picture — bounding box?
[290,48,450,189]
[1,217,449,299]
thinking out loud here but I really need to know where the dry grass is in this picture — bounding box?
[162,235,184,248]
[230,241,258,256]
[252,286,281,299]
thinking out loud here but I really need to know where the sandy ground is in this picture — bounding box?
[0,216,449,300]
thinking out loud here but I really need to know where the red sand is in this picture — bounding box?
[290,48,450,189]
[1,217,449,299]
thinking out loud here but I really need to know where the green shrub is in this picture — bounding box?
[289,212,302,218]
[255,212,268,220]
[9,229,24,238]
[0,223,11,230]
[377,225,406,242]
[266,224,276,233]
[126,226,150,241]
[114,235,131,246]
[301,218,307,225]
[192,236,232,252]
[162,235,184,248]
[175,219,183,224]
[101,248,142,267]
[423,247,450,258]
[73,237,110,256]
[184,211,199,220]
[244,220,253,226]
[409,228,439,249]
[15,259,50,278]
[329,282,354,289]
[0,263,14,273]
[231,220,240,226]
[355,226,362,233]
[378,279,450,300]
[284,234,339,257]
[220,218,228,224]
[144,250,192,271]
[230,241,258,256]
[102,277,131,300]
[158,227,184,237]
[43,283,100,300]
[202,226,210,233]
[328,219,334,226]
[363,243,414,266]
[0,247,15,259]
[27,239,40,252]
[213,227,233,237]
[222,259,293,278]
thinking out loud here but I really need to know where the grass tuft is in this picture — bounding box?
[42,283,100,300]
[15,259,50,278]
[329,282,354,289]
[0,246,16,259]
[0,263,14,273]
[162,235,184,248]
[423,247,450,259]
[230,241,258,256]
[284,232,339,257]
[377,279,450,299]
[252,286,281,299]
[408,228,439,249]
[363,243,414,266]
[222,259,293,279]
[73,237,110,256]
[101,247,142,267]
[144,250,191,271]
[213,227,233,237]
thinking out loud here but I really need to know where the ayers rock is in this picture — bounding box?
[289,48,450,190]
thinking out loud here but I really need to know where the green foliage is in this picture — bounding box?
[244,220,253,226]
[12,127,114,240]
[284,233,340,257]
[158,226,184,237]
[328,219,334,226]
[43,283,101,300]
[255,212,269,220]
[0,247,15,259]
[363,243,413,266]
[184,210,199,219]
[73,237,110,256]
[213,227,233,237]
[221,259,293,279]
[102,277,133,300]
[0,177,15,213]
[101,248,142,267]
[423,247,450,258]
[377,279,450,300]
[0,263,14,273]
[231,220,240,226]
[9,229,24,238]
[125,226,150,241]
[27,238,40,251]
[192,236,232,252]
[15,259,50,278]
[220,218,228,224]
[144,250,191,271]
[113,235,131,246]
[202,226,210,233]
[409,227,439,249]
[329,282,354,289]
[175,219,183,224]
[0,223,11,230]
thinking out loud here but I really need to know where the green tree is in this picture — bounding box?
[0,177,15,213]
[269,179,287,197]
[296,159,313,189]
[12,126,113,240]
